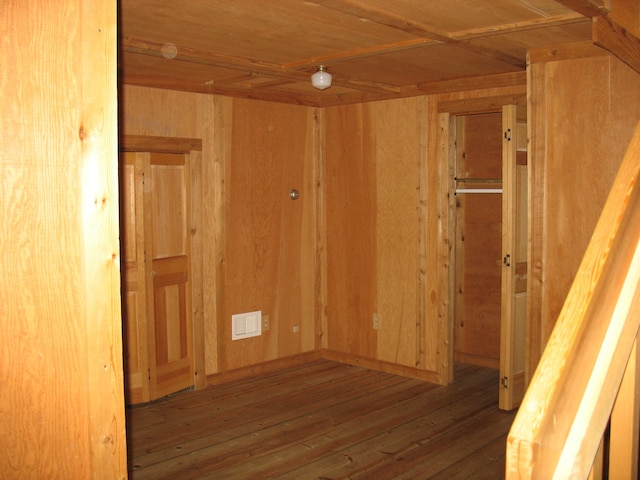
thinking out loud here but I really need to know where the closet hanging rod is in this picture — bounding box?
[454,177,502,184]
[454,188,503,195]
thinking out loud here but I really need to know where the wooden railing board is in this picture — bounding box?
[506,121,640,479]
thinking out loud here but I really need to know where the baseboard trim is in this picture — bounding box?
[205,351,321,386]
[205,349,443,386]
[320,349,442,384]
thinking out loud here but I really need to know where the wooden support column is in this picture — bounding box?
[609,336,640,479]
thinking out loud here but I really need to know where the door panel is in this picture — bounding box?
[152,255,192,398]
[121,153,150,404]
[148,153,193,399]
[499,104,528,410]
[120,150,194,404]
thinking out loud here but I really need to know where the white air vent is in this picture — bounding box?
[232,310,262,340]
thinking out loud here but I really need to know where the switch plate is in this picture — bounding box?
[373,313,381,330]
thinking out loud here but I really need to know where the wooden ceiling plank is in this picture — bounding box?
[306,0,452,41]
[593,15,640,75]
[283,38,440,69]
[122,73,324,106]
[308,0,525,67]
[122,36,402,94]
[554,0,610,17]
[121,36,305,81]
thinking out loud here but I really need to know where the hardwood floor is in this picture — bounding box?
[126,360,516,479]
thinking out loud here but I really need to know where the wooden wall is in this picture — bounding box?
[1,1,126,478]
[220,98,319,371]
[527,47,640,378]
[121,88,319,378]
[122,47,640,392]
[322,97,436,379]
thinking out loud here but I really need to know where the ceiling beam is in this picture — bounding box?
[418,71,526,95]
[453,13,589,40]
[593,15,640,75]
[553,0,610,17]
[122,73,325,106]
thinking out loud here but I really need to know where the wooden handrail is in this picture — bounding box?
[506,121,640,479]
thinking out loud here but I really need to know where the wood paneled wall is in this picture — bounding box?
[122,50,640,392]
[121,88,319,377]
[2,1,126,478]
[527,48,640,378]
[220,98,319,371]
[121,86,215,380]
[323,98,434,379]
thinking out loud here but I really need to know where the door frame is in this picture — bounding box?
[434,93,528,388]
[120,135,206,394]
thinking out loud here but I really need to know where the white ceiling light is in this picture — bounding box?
[311,66,332,90]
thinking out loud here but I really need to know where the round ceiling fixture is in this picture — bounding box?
[311,66,332,90]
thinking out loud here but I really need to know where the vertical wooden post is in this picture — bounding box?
[609,336,640,478]
[1,1,125,478]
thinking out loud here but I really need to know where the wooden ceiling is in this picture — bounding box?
[120,0,611,106]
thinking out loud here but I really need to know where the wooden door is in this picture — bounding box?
[121,152,151,404]
[148,152,194,399]
[121,151,194,404]
[499,104,528,410]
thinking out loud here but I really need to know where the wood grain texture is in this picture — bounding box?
[1,1,126,478]
[507,106,640,480]
[121,86,217,376]
[430,85,526,384]
[127,360,515,480]
[526,52,640,375]
[453,113,503,367]
[223,98,318,370]
[324,98,421,368]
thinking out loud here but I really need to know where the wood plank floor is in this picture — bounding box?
[126,360,516,479]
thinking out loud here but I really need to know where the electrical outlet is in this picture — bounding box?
[262,314,270,331]
[373,313,381,330]
[292,325,299,333]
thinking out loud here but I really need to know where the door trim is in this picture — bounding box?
[120,135,206,393]
[437,94,527,386]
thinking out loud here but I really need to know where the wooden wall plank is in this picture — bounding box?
[323,98,422,369]
[527,52,640,377]
[323,103,378,358]
[1,1,126,478]
[223,98,318,370]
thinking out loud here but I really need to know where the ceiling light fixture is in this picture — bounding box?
[311,65,332,90]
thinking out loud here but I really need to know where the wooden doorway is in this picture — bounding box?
[119,136,204,404]
[449,104,528,411]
